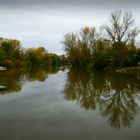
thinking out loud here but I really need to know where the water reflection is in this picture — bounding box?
[1,67,140,129]
[0,67,60,95]
[63,68,140,129]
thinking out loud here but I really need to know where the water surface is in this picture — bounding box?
[0,68,140,140]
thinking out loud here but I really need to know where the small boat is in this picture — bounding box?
[0,86,6,90]
[0,66,7,71]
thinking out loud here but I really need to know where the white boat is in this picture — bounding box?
[0,66,7,71]
[0,86,6,90]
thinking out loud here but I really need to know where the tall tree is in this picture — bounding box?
[104,10,140,46]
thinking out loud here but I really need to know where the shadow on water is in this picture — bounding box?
[0,67,61,95]
[63,68,140,129]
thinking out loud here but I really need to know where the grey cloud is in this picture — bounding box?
[0,0,140,54]
[0,0,140,7]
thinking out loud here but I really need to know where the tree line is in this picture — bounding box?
[0,38,68,67]
[63,11,140,70]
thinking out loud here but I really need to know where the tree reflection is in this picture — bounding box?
[63,68,140,129]
[0,67,60,95]
[64,69,98,110]
[100,90,138,129]
[0,69,23,94]
[100,73,139,129]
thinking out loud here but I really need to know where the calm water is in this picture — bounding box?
[0,67,140,140]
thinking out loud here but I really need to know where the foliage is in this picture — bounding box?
[0,38,68,68]
[63,11,140,70]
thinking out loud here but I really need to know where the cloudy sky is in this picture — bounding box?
[0,0,140,54]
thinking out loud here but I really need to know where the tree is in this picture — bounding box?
[0,48,6,65]
[104,10,140,46]
[104,11,140,67]
[63,27,97,66]
[63,33,81,65]
[79,27,96,53]
[0,38,25,67]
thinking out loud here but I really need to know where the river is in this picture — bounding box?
[0,67,140,140]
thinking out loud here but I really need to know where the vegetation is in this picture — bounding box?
[0,38,68,68]
[63,11,140,70]
[1,11,140,70]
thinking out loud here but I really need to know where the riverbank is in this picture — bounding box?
[116,67,140,78]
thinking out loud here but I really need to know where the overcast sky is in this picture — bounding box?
[0,0,140,54]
